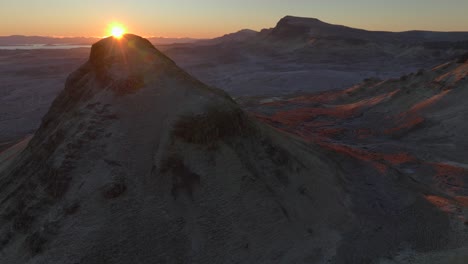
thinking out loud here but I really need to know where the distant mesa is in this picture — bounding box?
[261,15,468,44]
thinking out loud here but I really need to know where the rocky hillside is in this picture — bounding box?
[244,54,468,263]
[1,35,467,263]
[0,34,349,263]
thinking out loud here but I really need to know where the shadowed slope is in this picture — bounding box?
[0,35,349,264]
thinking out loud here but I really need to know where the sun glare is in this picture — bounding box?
[109,24,126,38]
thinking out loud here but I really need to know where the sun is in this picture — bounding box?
[108,23,126,38]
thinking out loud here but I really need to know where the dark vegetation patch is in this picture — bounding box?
[171,105,254,148]
[457,52,468,63]
[102,176,127,199]
[25,221,59,255]
[63,201,80,215]
[160,155,201,199]
[12,212,35,232]
[274,170,289,186]
[363,77,381,83]
[26,232,47,255]
[111,75,145,96]
[0,231,13,250]
[424,41,468,50]
[261,137,291,166]
[85,102,101,110]
[223,124,304,188]
[280,206,290,220]
[104,159,122,167]
[39,128,67,154]
[259,137,294,185]
[102,114,119,120]
[342,38,369,46]
[416,69,425,76]
[42,167,72,199]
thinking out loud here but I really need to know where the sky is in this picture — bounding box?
[1,0,468,38]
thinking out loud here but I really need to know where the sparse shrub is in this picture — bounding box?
[172,105,254,147]
[64,202,80,215]
[416,69,425,76]
[85,102,101,109]
[40,129,66,153]
[160,155,200,199]
[25,221,59,255]
[111,75,145,96]
[298,186,307,195]
[363,77,381,83]
[44,168,71,199]
[160,154,184,173]
[13,212,34,232]
[457,52,468,63]
[26,232,47,254]
[104,159,122,167]
[102,177,127,199]
[261,138,290,166]
[400,75,408,81]
[0,231,13,249]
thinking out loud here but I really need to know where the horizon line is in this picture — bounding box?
[2,15,468,39]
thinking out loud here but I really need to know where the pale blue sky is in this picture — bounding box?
[1,0,467,37]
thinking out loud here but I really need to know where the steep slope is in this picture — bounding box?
[245,56,468,262]
[246,54,468,192]
[2,34,467,264]
[0,35,349,263]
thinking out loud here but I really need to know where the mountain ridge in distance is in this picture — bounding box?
[0,35,201,46]
[3,15,468,47]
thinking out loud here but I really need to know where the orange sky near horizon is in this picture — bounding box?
[1,0,468,38]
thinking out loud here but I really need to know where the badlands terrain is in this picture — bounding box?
[0,16,468,263]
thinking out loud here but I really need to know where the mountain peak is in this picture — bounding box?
[269,16,329,40]
[278,16,327,27]
[0,32,350,263]
[89,34,172,67]
[281,15,322,22]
